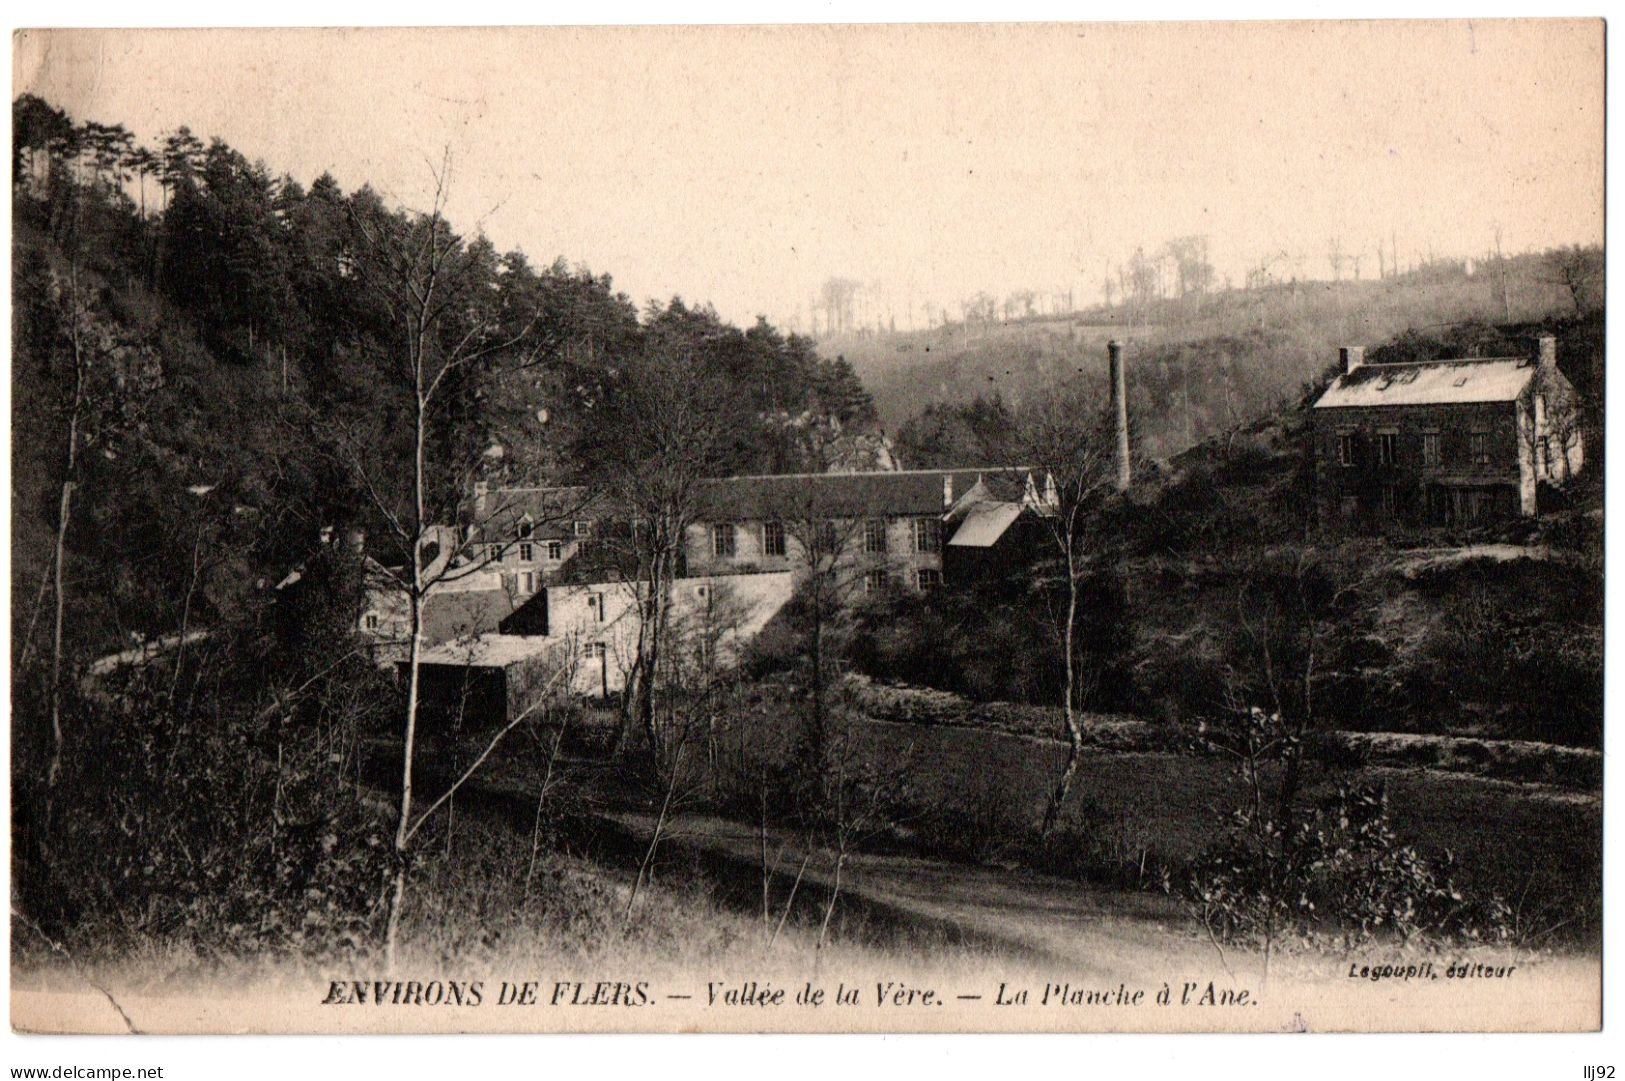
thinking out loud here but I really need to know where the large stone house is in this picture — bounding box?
[465,467,1054,598]
[359,465,1055,711]
[679,468,1053,593]
[1311,335,1582,529]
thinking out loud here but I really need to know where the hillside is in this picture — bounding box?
[818,252,1602,462]
[846,309,1604,751]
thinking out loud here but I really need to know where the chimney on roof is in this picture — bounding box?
[345,528,366,555]
[1108,340,1131,491]
[1341,346,1365,375]
[1535,335,1557,372]
[943,473,954,508]
[473,480,489,520]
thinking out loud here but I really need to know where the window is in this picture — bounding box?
[363,613,380,631]
[913,517,941,553]
[915,568,942,590]
[816,520,839,552]
[712,522,736,558]
[864,519,888,554]
[586,593,605,623]
[1337,433,1355,468]
[864,569,888,594]
[519,542,534,562]
[762,520,786,557]
[695,584,710,600]
[581,641,606,660]
[1422,431,1441,467]
[490,543,505,563]
[545,540,563,561]
[520,571,538,593]
[517,517,534,540]
[573,520,590,537]
[1378,431,1397,467]
[1380,485,1398,517]
[1470,432,1489,466]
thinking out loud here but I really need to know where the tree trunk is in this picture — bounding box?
[817,849,845,952]
[45,297,88,809]
[46,477,75,797]
[1040,552,1084,835]
[384,397,428,971]
[809,605,824,765]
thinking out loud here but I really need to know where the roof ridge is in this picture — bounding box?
[1362,355,1528,369]
[489,469,1033,491]
[486,484,589,492]
[717,465,1033,480]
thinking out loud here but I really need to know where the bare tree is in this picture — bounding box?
[1164,235,1215,297]
[808,716,908,958]
[663,579,752,786]
[765,481,868,781]
[1017,384,1120,834]
[584,349,731,774]
[817,277,861,337]
[1541,245,1603,314]
[29,254,158,820]
[1190,545,1364,981]
[339,155,560,968]
[1326,236,1346,282]
[1490,221,1511,319]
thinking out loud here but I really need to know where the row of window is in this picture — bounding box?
[1339,484,1514,525]
[711,517,942,558]
[860,567,942,592]
[365,563,944,640]
[491,539,566,564]
[510,518,592,541]
[1336,430,1491,469]
[491,518,948,563]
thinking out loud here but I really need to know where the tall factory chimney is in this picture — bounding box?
[1108,339,1131,491]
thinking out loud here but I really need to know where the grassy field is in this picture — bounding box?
[634,674,1597,947]
[468,679,1601,951]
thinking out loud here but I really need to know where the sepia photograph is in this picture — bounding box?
[6,18,1607,1043]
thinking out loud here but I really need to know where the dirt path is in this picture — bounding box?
[608,808,1218,981]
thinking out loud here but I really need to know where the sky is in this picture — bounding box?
[14,21,1605,331]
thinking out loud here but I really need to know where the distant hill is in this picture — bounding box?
[816,251,1600,462]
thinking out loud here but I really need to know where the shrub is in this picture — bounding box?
[18,624,397,965]
[1178,782,1497,951]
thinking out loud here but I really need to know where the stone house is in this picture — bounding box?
[462,468,1054,600]
[491,570,790,699]
[681,467,1053,594]
[359,466,1055,704]
[1311,335,1582,529]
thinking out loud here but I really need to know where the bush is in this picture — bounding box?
[1178,782,1501,950]
[17,627,397,965]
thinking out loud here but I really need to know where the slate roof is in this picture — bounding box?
[420,589,519,645]
[478,468,1039,529]
[692,468,1032,521]
[1312,358,1537,409]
